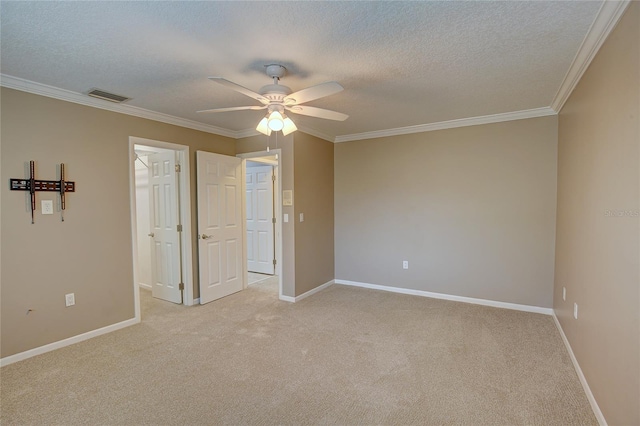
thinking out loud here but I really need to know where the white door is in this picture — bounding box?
[197,151,244,304]
[246,165,275,274]
[148,151,182,304]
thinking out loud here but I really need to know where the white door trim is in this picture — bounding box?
[237,150,283,299]
[129,137,195,321]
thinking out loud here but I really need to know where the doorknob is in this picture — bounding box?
[200,234,212,240]
[148,233,154,237]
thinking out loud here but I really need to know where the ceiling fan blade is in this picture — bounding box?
[208,77,269,104]
[284,81,343,105]
[197,105,267,113]
[286,105,349,121]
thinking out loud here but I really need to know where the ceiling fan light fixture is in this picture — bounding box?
[282,117,297,136]
[201,65,345,136]
[267,111,284,131]
[256,116,271,136]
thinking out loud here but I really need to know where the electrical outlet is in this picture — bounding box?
[402,260,409,269]
[65,293,75,307]
[562,287,566,301]
[42,200,54,215]
[573,303,578,319]
[299,213,304,222]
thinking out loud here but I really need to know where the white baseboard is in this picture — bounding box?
[193,298,200,305]
[552,313,607,425]
[138,282,152,290]
[334,279,553,315]
[0,318,139,367]
[279,279,335,303]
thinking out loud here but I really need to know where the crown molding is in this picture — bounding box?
[295,125,336,142]
[0,74,239,139]
[235,128,261,139]
[334,107,557,143]
[550,0,631,112]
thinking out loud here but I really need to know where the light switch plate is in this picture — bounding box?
[42,200,54,215]
[284,214,289,223]
[65,293,75,307]
[300,213,304,222]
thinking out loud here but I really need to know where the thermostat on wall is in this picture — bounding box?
[283,190,293,206]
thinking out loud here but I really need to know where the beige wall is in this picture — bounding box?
[293,132,335,296]
[554,3,639,424]
[1,88,234,358]
[335,116,558,308]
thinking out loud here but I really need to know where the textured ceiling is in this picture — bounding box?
[0,1,602,140]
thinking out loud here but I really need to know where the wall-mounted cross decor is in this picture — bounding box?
[10,160,76,224]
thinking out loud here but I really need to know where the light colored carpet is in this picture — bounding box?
[1,281,596,425]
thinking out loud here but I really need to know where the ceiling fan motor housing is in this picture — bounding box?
[259,83,292,103]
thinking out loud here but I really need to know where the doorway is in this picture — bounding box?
[129,137,194,321]
[130,144,285,321]
[246,159,276,275]
[238,150,283,299]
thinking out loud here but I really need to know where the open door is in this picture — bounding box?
[148,151,182,304]
[197,151,244,304]
[246,165,275,275]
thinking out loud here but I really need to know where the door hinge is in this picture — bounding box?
[179,283,184,291]
[273,259,277,266]
[175,164,181,173]
[177,224,183,232]
[272,175,276,182]
[272,217,276,224]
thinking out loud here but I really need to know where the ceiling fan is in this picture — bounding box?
[198,64,348,136]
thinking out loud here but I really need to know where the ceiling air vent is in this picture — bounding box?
[87,88,131,103]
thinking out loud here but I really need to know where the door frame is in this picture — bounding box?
[129,137,195,321]
[237,150,283,299]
